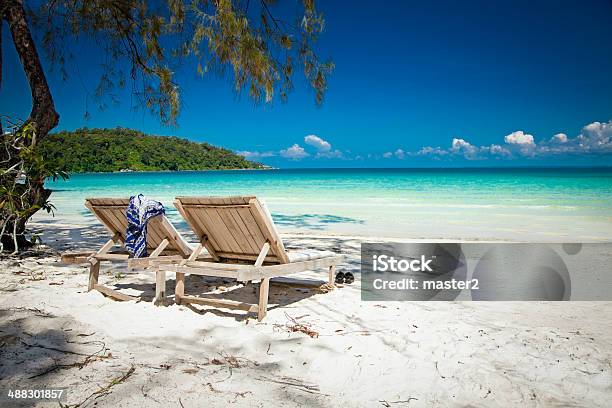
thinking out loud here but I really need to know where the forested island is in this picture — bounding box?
[40,128,262,173]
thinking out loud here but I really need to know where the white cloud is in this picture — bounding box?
[237,150,275,160]
[551,133,568,143]
[244,119,612,163]
[451,138,473,150]
[451,138,481,159]
[304,135,331,152]
[489,144,512,157]
[577,121,612,151]
[538,120,612,155]
[417,146,449,156]
[504,130,535,145]
[316,149,344,159]
[280,144,309,160]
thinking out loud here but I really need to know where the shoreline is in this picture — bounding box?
[67,166,276,176]
[57,165,612,176]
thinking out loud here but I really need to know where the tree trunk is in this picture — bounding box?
[1,0,59,251]
[4,0,59,137]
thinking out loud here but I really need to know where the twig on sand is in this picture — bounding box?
[256,375,326,395]
[19,339,91,356]
[274,313,319,338]
[232,390,252,403]
[29,341,111,379]
[205,383,252,402]
[434,361,446,379]
[5,306,55,318]
[208,351,259,369]
[140,384,160,403]
[68,365,136,407]
[379,398,418,406]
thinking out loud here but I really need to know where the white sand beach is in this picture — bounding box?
[1,220,611,407]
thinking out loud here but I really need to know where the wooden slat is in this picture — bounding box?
[188,205,224,250]
[93,253,130,261]
[157,216,192,256]
[164,265,241,279]
[86,198,126,206]
[217,204,253,255]
[93,284,138,302]
[128,255,183,269]
[106,199,132,243]
[88,263,100,291]
[154,269,166,305]
[235,207,281,263]
[238,255,344,281]
[215,197,259,253]
[209,207,243,254]
[175,272,185,303]
[85,201,123,241]
[269,277,327,288]
[227,207,259,254]
[62,250,129,265]
[139,214,164,248]
[248,199,289,263]
[204,251,277,262]
[98,208,128,244]
[174,200,219,260]
[180,243,205,265]
[235,206,266,244]
[176,196,255,205]
[149,238,169,258]
[195,206,231,253]
[255,242,270,267]
[179,295,258,313]
[173,259,250,270]
[258,278,270,321]
[179,204,251,209]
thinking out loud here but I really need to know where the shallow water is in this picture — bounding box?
[38,168,612,241]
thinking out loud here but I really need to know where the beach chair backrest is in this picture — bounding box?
[174,196,289,264]
[85,198,192,256]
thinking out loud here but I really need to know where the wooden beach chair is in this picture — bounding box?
[158,196,344,321]
[62,198,193,303]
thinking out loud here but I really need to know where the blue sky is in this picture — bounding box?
[2,0,612,167]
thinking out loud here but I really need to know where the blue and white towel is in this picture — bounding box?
[125,194,165,258]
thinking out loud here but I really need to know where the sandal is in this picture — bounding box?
[335,271,346,284]
[344,272,355,284]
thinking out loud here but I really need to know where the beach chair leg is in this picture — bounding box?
[328,264,336,286]
[154,269,167,306]
[88,261,100,291]
[175,272,185,305]
[258,277,270,321]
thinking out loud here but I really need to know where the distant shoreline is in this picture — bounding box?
[63,165,612,175]
[67,167,277,175]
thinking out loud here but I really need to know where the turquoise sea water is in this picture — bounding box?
[39,168,612,241]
